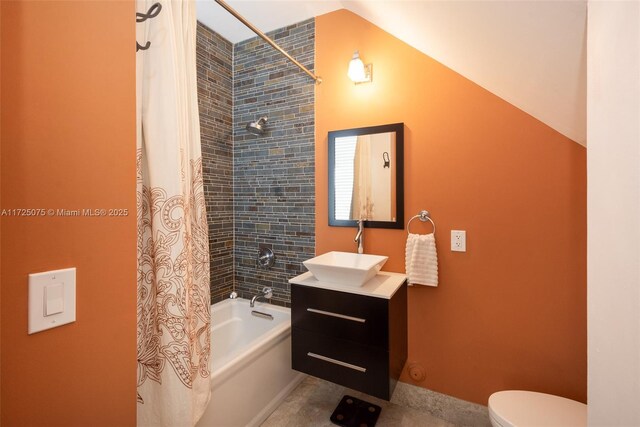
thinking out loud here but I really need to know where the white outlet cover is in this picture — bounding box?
[28,267,76,334]
[451,230,467,252]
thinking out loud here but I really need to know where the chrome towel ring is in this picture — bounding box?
[407,210,436,234]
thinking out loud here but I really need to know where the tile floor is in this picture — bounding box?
[261,376,458,427]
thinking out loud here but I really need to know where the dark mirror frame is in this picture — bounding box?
[328,123,404,229]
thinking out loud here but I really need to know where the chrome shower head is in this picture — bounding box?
[246,116,268,135]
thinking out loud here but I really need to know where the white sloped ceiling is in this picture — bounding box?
[196,0,587,145]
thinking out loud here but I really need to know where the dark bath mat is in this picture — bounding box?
[330,395,382,427]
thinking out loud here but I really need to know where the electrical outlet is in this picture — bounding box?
[451,230,466,252]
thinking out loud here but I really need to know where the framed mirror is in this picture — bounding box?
[328,123,404,229]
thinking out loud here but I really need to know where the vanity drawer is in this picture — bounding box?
[291,327,391,400]
[291,284,389,349]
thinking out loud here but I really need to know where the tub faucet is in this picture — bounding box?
[354,219,364,254]
[250,287,273,308]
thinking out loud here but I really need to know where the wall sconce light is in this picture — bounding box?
[347,50,372,84]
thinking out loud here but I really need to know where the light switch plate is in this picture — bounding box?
[28,268,76,334]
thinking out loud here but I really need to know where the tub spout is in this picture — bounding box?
[250,287,273,307]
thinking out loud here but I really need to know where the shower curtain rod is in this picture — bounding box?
[214,0,322,84]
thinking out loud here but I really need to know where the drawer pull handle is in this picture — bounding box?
[307,352,367,373]
[306,308,366,323]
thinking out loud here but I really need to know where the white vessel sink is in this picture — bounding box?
[302,251,388,287]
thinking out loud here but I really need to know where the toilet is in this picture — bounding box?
[488,391,587,427]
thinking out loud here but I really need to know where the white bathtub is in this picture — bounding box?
[196,298,305,427]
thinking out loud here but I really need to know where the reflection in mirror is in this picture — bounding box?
[329,123,404,229]
[334,133,396,221]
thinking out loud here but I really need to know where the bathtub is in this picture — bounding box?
[196,298,305,427]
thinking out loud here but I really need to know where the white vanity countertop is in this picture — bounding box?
[289,271,407,299]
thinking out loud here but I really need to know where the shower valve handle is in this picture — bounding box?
[257,247,275,269]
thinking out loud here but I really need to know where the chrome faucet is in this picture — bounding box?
[250,287,273,307]
[354,219,364,254]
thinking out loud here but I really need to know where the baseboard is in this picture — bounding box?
[390,381,491,427]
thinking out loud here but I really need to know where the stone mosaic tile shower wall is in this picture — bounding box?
[233,19,316,306]
[196,23,234,303]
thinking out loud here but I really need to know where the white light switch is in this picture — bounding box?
[44,283,64,316]
[28,268,76,334]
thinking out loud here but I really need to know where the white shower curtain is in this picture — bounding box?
[136,0,211,426]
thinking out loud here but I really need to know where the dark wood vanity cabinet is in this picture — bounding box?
[291,282,408,400]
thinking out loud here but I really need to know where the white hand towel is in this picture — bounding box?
[405,233,438,287]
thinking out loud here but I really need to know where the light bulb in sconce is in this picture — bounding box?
[347,50,372,84]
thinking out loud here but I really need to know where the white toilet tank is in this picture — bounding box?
[488,390,586,427]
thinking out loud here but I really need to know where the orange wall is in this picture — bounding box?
[1,1,136,425]
[0,2,3,420]
[316,10,586,405]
